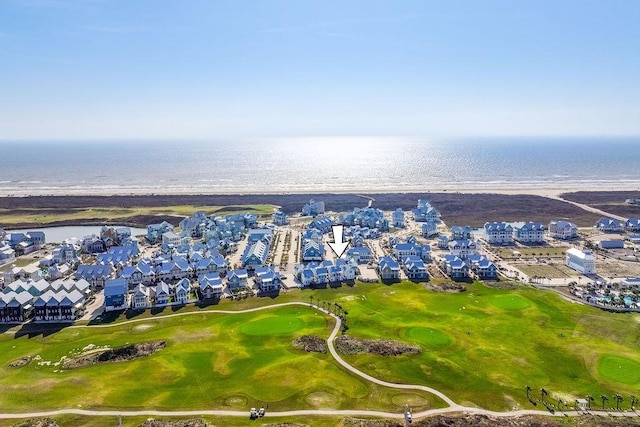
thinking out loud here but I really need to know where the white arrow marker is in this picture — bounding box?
[328,224,350,258]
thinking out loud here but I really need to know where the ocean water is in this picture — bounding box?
[0,137,639,195]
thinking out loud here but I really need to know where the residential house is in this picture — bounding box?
[162,231,182,248]
[52,243,79,265]
[412,199,440,222]
[302,239,324,262]
[103,278,129,311]
[468,254,498,279]
[392,208,405,228]
[254,266,282,292]
[309,216,334,233]
[81,234,107,253]
[513,222,546,244]
[625,218,640,233]
[484,222,514,245]
[377,256,400,281]
[450,225,473,240]
[198,273,223,300]
[441,255,469,279]
[147,221,174,244]
[155,281,171,305]
[227,269,249,291]
[174,279,192,304]
[422,221,438,238]
[447,239,478,259]
[345,247,373,264]
[241,239,270,270]
[0,243,15,266]
[272,210,288,225]
[403,256,428,280]
[302,199,325,216]
[0,291,33,322]
[595,218,624,233]
[131,284,153,309]
[548,220,578,240]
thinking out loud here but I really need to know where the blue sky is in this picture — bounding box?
[1,0,639,139]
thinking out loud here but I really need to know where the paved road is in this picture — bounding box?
[1,302,634,421]
[551,195,627,221]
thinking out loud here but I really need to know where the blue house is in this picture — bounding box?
[241,239,270,270]
[625,218,640,233]
[484,222,514,245]
[346,247,373,264]
[392,208,405,228]
[468,254,497,279]
[450,225,473,240]
[103,278,128,311]
[227,269,249,290]
[198,273,223,299]
[309,216,334,234]
[422,221,438,238]
[254,266,282,292]
[412,199,441,222]
[441,255,469,279]
[302,239,324,262]
[595,218,624,233]
[377,256,400,281]
[147,221,174,244]
[404,255,428,280]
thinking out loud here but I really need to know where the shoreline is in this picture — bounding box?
[1,183,638,199]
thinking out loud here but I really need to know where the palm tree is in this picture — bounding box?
[586,395,594,411]
[630,395,637,410]
[614,394,623,411]
[526,385,531,400]
[309,295,314,307]
[540,388,548,403]
[600,394,609,410]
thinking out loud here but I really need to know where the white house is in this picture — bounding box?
[565,248,596,275]
[548,220,578,240]
[513,222,546,244]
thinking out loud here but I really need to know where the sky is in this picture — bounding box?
[0,0,639,140]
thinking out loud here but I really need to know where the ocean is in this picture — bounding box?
[1,137,639,196]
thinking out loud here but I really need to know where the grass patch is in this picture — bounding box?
[405,327,452,348]
[597,355,640,385]
[516,263,576,279]
[491,294,532,310]
[0,304,443,414]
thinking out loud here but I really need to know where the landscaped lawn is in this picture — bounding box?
[0,304,442,413]
[309,281,640,411]
[497,247,567,259]
[516,263,577,279]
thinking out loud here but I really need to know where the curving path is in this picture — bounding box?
[0,302,632,421]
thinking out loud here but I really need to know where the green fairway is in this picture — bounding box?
[405,327,452,348]
[0,304,443,413]
[240,314,304,335]
[308,281,640,411]
[2,280,640,415]
[597,355,640,384]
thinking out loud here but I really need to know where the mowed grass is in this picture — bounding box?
[309,281,640,411]
[0,304,443,413]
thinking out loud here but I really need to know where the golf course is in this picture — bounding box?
[1,280,640,420]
